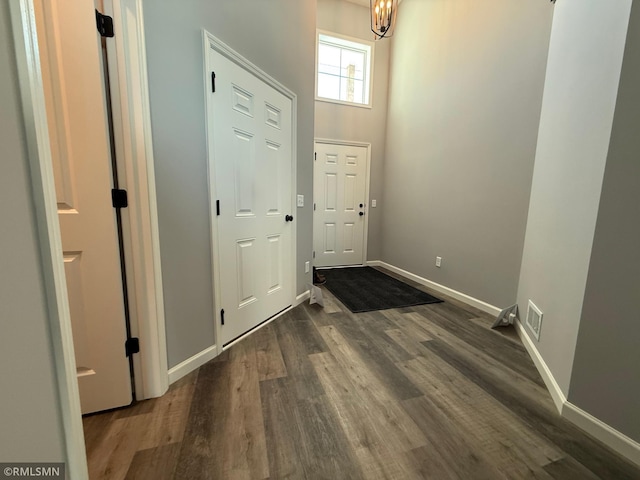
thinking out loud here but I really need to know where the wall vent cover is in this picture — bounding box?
[526,300,543,340]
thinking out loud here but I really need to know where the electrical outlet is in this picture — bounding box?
[305,261,310,273]
[435,256,442,267]
[297,195,304,207]
[371,199,377,207]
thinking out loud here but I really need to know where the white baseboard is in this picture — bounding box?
[168,344,217,385]
[367,260,501,317]
[514,320,640,467]
[562,402,640,467]
[513,319,566,413]
[296,290,310,305]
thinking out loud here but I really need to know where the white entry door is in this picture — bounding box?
[35,0,132,414]
[314,142,368,267]
[206,40,294,347]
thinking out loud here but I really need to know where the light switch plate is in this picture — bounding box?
[371,199,377,207]
[297,194,304,207]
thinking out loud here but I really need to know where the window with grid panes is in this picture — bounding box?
[316,32,373,107]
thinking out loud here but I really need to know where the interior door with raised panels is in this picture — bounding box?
[35,0,132,414]
[313,142,368,267]
[207,45,293,347]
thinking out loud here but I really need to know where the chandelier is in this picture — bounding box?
[370,0,398,39]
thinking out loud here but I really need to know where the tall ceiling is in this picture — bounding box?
[340,0,403,8]
[341,0,370,7]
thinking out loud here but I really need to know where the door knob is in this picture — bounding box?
[285,214,294,222]
[359,212,364,216]
[359,203,364,208]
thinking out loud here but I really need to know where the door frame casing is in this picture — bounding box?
[102,0,169,401]
[203,30,298,352]
[313,138,372,267]
[10,1,167,477]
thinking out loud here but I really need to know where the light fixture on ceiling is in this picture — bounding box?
[370,0,398,40]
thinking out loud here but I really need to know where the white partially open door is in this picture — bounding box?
[35,0,132,414]
[205,35,295,347]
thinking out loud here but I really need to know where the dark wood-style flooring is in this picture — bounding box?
[83,269,640,479]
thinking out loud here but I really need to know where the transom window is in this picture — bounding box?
[316,32,373,108]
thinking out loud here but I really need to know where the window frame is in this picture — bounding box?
[315,29,375,109]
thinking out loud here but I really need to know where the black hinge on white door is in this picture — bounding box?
[314,152,317,161]
[125,337,139,357]
[216,200,220,216]
[211,72,216,93]
[313,251,316,259]
[95,10,114,37]
[220,309,225,325]
[112,189,128,208]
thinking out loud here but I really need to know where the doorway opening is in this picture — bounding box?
[11,0,169,475]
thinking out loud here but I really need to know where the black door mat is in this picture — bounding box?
[320,267,443,313]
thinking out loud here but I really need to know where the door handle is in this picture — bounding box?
[285,214,294,222]
[359,212,364,216]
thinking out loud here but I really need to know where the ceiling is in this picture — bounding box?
[341,0,370,7]
[340,0,403,7]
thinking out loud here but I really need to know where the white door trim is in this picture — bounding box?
[10,1,167,477]
[9,1,89,477]
[203,30,298,351]
[314,138,372,265]
[103,0,169,400]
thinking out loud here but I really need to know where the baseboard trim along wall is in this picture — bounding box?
[367,260,502,317]
[296,290,310,305]
[563,402,640,467]
[513,319,567,413]
[515,319,640,468]
[168,345,218,384]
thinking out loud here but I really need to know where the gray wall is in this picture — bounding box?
[0,3,66,461]
[516,0,632,395]
[380,0,553,308]
[142,0,316,367]
[315,0,390,260]
[568,0,640,443]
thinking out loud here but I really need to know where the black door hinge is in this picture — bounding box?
[220,308,225,325]
[216,199,220,216]
[96,10,114,38]
[112,189,128,208]
[125,337,140,356]
[313,251,316,259]
[211,72,216,93]
[314,152,317,161]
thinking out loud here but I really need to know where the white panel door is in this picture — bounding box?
[207,46,293,346]
[314,143,368,267]
[35,0,132,413]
